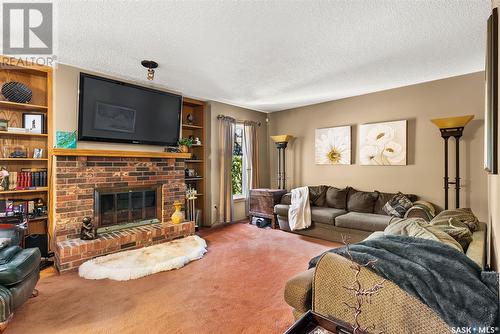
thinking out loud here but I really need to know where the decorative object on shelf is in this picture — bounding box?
[22,113,44,134]
[141,60,158,81]
[185,168,197,178]
[186,113,194,125]
[80,217,97,240]
[3,145,28,158]
[178,138,193,153]
[0,167,8,191]
[35,198,47,216]
[32,148,43,159]
[171,201,184,224]
[1,81,32,103]
[315,125,351,165]
[7,172,17,190]
[359,120,407,166]
[0,119,7,131]
[270,135,293,190]
[193,137,202,145]
[164,146,181,153]
[7,127,28,133]
[56,131,77,148]
[431,115,474,209]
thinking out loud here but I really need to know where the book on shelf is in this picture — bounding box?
[14,168,47,190]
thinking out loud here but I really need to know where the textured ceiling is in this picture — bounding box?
[52,0,490,112]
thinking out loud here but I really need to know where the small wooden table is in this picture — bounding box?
[249,188,287,229]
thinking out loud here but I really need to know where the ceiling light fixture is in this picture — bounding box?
[141,60,158,80]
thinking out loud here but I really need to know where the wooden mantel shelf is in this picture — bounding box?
[50,148,191,159]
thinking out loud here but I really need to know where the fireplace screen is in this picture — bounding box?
[95,186,160,228]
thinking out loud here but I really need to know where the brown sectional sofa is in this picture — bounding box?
[274,185,419,243]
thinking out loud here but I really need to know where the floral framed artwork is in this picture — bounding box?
[359,120,407,166]
[315,126,351,165]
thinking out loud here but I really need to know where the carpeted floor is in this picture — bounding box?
[5,222,340,334]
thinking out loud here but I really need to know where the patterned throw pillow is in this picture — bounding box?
[383,192,413,218]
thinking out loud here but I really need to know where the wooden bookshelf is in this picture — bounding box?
[182,97,207,227]
[0,187,48,195]
[0,57,52,242]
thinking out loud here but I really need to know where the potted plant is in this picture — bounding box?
[178,138,193,153]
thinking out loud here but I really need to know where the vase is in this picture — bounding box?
[180,145,189,153]
[171,201,184,224]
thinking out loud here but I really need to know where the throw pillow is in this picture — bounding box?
[382,192,413,218]
[374,191,418,215]
[346,188,378,213]
[308,185,328,207]
[325,187,349,209]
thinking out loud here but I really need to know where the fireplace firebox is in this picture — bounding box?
[94,185,162,233]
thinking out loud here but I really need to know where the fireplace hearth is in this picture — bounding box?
[53,154,193,272]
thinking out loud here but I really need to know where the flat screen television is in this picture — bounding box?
[78,73,182,146]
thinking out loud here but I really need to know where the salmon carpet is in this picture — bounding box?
[5,222,340,334]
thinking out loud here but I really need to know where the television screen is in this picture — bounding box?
[78,73,182,146]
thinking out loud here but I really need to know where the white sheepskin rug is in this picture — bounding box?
[78,235,207,281]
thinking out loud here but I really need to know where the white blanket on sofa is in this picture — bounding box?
[288,186,311,231]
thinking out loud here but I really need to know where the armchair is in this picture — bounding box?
[0,217,41,330]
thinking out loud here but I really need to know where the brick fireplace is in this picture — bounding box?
[53,152,194,273]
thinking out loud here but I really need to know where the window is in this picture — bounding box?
[232,124,245,199]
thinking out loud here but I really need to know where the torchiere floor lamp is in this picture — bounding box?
[271,135,293,190]
[431,115,474,209]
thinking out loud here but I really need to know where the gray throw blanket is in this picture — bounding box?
[308,235,499,329]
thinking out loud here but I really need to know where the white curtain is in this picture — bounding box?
[242,121,260,214]
[218,116,235,223]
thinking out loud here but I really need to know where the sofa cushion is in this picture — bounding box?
[346,189,378,213]
[0,247,40,286]
[309,185,328,207]
[325,187,348,209]
[374,191,417,215]
[311,207,347,225]
[274,204,290,217]
[335,212,392,232]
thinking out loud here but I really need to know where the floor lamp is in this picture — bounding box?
[271,135,293,190]
[431,115,474,209]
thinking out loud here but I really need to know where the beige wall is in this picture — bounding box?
[269,72,488,222]
[53,63,179,152]
[207,101,270,225]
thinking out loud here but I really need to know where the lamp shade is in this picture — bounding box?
[271,135,293,143]
[431,115,474,129]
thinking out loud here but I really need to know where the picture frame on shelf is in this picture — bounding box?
[33,148,44,159]
[0,119,7,131]
[22,113,45,134]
